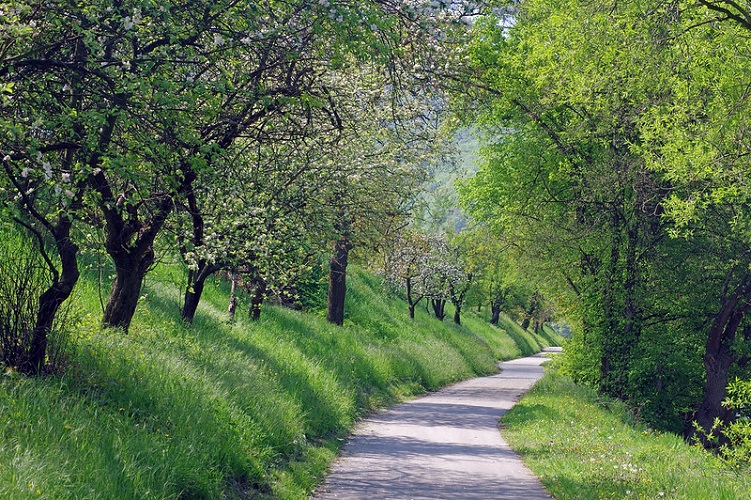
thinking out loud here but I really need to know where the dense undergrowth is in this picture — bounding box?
[501,365,751,500]
[0,264,557,499]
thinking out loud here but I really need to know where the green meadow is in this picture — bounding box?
[0,265,557,499]
[502,365,751,500]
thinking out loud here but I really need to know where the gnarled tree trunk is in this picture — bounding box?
[405,276,423,319]
[22,219,80,375]
[490,301,502,325]
[103,245,154,331]
[695,277,751,443]
[431,298,446,321]
[96,178,173,331]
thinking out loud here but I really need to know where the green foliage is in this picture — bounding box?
[556,334,601,389]
[628,328,705,434]
[502,370,751,499]
[457,0,751,445]
[715,378,751,468]
[1,0,463,338]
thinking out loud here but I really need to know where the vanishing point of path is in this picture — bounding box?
[313,348,561,500]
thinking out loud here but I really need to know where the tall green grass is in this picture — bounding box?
[501,368,751,499]
[0,265,557,499]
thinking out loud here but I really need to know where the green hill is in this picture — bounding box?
[0,265,559,499]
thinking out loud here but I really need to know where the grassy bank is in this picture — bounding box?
[501,367,751,499]
[1,265,557,499]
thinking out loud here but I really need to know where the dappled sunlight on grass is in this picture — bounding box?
[0,266,558,499]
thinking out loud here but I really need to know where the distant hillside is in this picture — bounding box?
[420,128,481,233]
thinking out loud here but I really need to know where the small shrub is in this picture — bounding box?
[0,227,73,372]
[717,377,751,468]
[0,228,66,369]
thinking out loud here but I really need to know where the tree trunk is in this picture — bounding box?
[599,208,625,395]
[449,280,470,326]
[21,225,80,375]
[431,298,445,321]
[405,276,422,319]
[102,246,154,331]
[227,271,238,323]
[181,262,220,323]
[406,276,415,319]
[180,174,217,324]
[695,281,751,442]
[490,302,501,325]
[249,278,266,321]
[182,273,204,324]
[92,160,173,332]
[327,237,353,326]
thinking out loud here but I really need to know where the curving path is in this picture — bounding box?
[313,348,560,499]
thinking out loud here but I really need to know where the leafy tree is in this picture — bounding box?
[457,0,751,439]
[175,122,337,323]
[383,232,433,319]
[384,231,473,322]
[1,0,465,338]
[317,65,449,326]
[457,0,676,405]
[0,0,110,371]
[455,226,529,325]
[637,0,751,436]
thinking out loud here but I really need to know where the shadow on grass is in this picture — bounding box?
[501,403,562,429]
[535,325,561,347]
[140,284,414,438]
[263,308,448,409]
[500,323,542,357]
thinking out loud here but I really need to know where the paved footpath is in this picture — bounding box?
[313,348,560,499]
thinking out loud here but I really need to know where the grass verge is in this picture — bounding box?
[501,367,751,500]
[1,265,558,499]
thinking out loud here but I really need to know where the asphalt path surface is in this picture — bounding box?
[313,348,560,499]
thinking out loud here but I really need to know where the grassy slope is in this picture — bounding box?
[501,366,751,500]
[0,266,557,499]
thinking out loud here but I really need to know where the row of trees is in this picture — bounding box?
[0,0,480,374]
[457,0,751,442]
[381,226,549,328]
[383,232,473,323]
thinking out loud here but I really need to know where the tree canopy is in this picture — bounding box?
[456,0,751,441]
[0,0,468,370]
